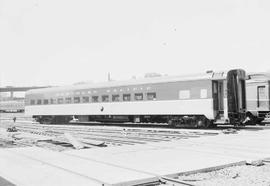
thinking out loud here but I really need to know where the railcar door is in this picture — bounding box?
[213,80,224,119]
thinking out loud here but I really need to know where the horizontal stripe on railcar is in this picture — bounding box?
[25,99,214,119]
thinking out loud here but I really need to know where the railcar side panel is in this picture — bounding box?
[25,99,214,119]
[247,84,269,111]
[246,80,270,121]
[25,80,213,105]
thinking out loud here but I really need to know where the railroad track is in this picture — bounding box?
[2,119,270,185]
[2,121,220,149]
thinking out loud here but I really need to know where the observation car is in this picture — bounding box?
[246,72,270,124]
[25,69,247,128]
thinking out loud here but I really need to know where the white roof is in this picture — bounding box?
[247,72,270,84]
[26,71,228,94]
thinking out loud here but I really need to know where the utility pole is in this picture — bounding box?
[108,72,111,81]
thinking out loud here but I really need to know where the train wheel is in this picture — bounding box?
[245,112,257,125]
[255,118,264,125]
[168,119,173,127]
[173,121,182,128]
[197,117,211,129]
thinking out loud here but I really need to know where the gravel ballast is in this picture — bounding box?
[177,163,270,186]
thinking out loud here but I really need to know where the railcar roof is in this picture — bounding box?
[247,72,270,83]
[26,71,228,94]
[248,72,270,78]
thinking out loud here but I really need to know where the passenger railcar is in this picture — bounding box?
[246,73,270,124]
[25,69,247,127]
[0,100,25,113]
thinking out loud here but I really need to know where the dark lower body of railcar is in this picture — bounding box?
[245,110,270,125]
[33,114,216,128]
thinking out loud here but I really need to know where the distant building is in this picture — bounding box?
[144,72,162,78]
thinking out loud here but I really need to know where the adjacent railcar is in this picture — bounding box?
[25,69,247,127]
[0,100,25,113]
[246,73,270,124]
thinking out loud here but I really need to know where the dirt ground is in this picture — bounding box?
[177,163,270,186]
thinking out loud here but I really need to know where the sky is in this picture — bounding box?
[0,0,270,87]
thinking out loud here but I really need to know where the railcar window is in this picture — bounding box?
[257,86,266,107]
[102,95,109,102]
[43,99,49,104]
[135,93,143,101]
[123,94,131,101]
[200,89,207,98]
[82,96,89,103]
[258,86,266,98]
[92,96,99,102]
[30,100,35,105]
[74,97,80,103]
[50,98,57,104]
[146,92,156,100]
[112,95,120,102]
[65,97,72,104]
[57,98,64,104]
[37,99,42,105]
[179,90,190,99]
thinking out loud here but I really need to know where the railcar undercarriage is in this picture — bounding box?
[34,114,218,128]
